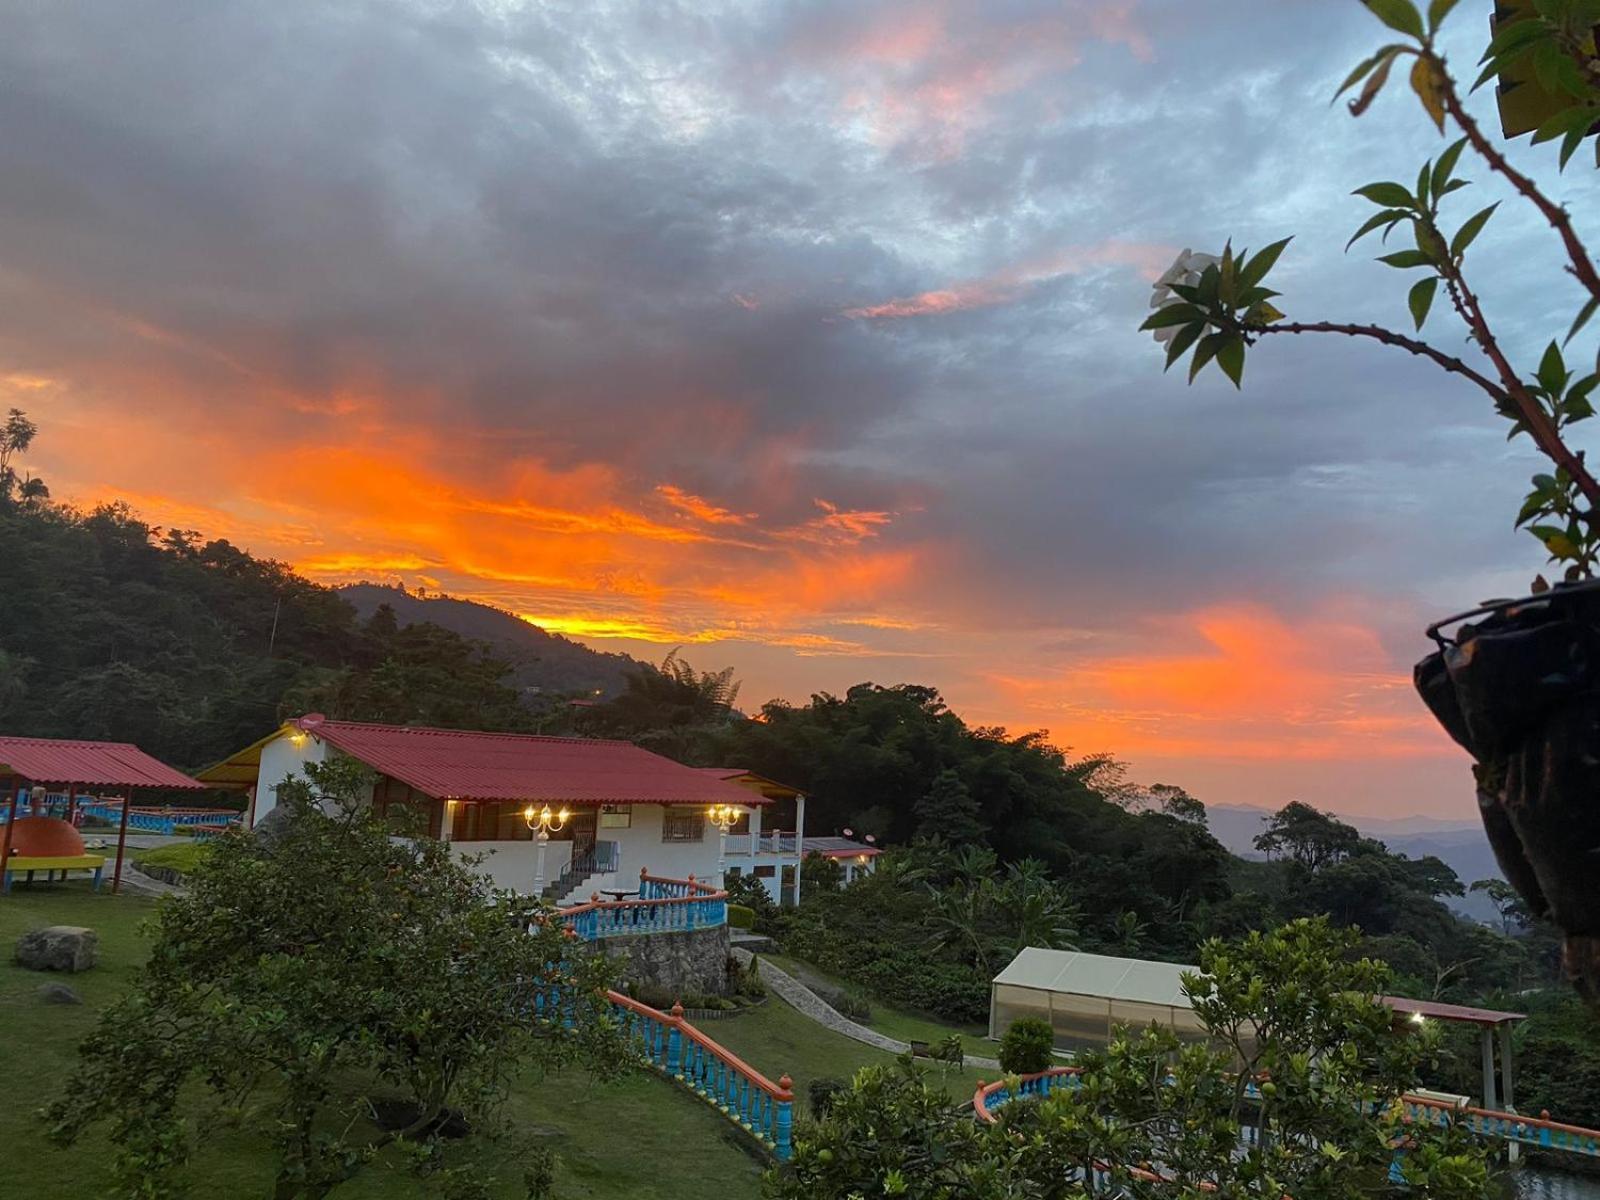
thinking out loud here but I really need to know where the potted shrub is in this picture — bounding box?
[1141,0,1600,1002]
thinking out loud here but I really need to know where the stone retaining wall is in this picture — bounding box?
[596,922,730,997]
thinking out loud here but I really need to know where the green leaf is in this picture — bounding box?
[1426,0,1460,32]
[1346,209,1410,251]
[1354,181,1415,208]
[1566,297,1599,345]
[1238,237,1292,290]
[1559,119,1595,170]
[1377,249,1433,268]
[1140,303,1206,331]
[1537,341,1568,395]
[1449,202,1498,258]
[1415,159,1432,208]
[1407,276,1438,330]
[1189,332,1226,384]
[1163,321,1205,370]
[1430,136,1467,195]
[1215,336,1247,389]
[1365,0,1425,40]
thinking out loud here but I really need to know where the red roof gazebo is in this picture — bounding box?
[0,735,206,893]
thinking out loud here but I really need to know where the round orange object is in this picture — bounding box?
[5,816,87,858]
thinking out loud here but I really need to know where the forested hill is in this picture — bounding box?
[0,498,618,770]
[339,584,641,700]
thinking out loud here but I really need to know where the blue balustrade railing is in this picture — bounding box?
[607,991,793,1160]
[975,1068,1600,1162]
[71,803,241,835]
[560,870,728,941]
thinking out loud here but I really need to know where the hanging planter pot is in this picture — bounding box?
[1414,581,1600,1002]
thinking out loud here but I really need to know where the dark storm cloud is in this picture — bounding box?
[0,0,1595,642]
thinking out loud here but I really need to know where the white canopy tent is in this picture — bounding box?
[989,947,1210,1052]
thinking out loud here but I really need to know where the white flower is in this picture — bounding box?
[1149,248,1220,345]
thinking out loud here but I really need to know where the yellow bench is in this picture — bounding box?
[3,854,107,893]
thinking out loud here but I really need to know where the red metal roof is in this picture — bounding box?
[1382,996,1525,1027]
[0,736,205,790]
[290,716,774,806]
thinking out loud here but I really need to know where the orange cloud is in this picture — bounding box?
[986,605,1452,763]
[794,1,1153,158]
[655,484,756,526]
[844,240,1174,319]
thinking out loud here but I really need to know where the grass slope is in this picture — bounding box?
[711,978,991,1115]
[0,888,762,1199]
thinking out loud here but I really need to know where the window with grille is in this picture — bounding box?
[662,807,705,842]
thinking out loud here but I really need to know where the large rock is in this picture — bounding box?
[15,925,98,973]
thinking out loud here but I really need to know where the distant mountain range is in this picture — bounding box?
[339,584,647,701]
[1206,804,1504,924]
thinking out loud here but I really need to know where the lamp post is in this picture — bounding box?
[706,803,739,887]
[523,803,570,898]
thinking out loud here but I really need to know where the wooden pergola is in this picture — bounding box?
[0,736,207,893]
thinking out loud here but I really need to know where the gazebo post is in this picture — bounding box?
[0,778,18,898]
[1479,1026,1498,1111]
[1500,1021,1519,1162]
[112,790,132,894]
[1498,1022,1516,1110]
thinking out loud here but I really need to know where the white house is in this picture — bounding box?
[198,714,815,904]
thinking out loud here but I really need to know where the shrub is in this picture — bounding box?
[821,987,873,1025]
[808,1076,847,1118]
[998,1017,1055,1074]
[733,955,767,1001]
[728,903,755,929]
[137,841,212,880]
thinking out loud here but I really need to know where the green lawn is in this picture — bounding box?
[710,983,992,1116]
[0,887,763,1199]
[758,951,997,1063]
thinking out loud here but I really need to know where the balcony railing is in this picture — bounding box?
[558,869,727,940]
[723,831,797,856]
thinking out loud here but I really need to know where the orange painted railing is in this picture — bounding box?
[605,989,794,1157]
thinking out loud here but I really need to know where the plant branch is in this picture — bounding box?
[1430,51,1600,306]
[1247,318,1600,511]
[1246,320,1505,396]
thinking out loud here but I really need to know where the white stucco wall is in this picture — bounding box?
[455,838,567,894]
[252,732,331,822]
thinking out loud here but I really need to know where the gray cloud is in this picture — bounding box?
[1,0,1595,665]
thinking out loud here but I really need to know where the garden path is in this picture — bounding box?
[731,947,1002,1072]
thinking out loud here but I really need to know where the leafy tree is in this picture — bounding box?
[45,758,624,1200]
[915,768,987,844]
[997,1017,1056,1074]
[1150,782,1207,825]
[1253,801,1363,871]
[768,1059,1000,1200]
[0,407,41,506]
[579,649,740,759]
[774,920,1491,1200]
[1471,877,1532,933]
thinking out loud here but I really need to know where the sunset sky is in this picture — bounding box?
[4,0,1597,819]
